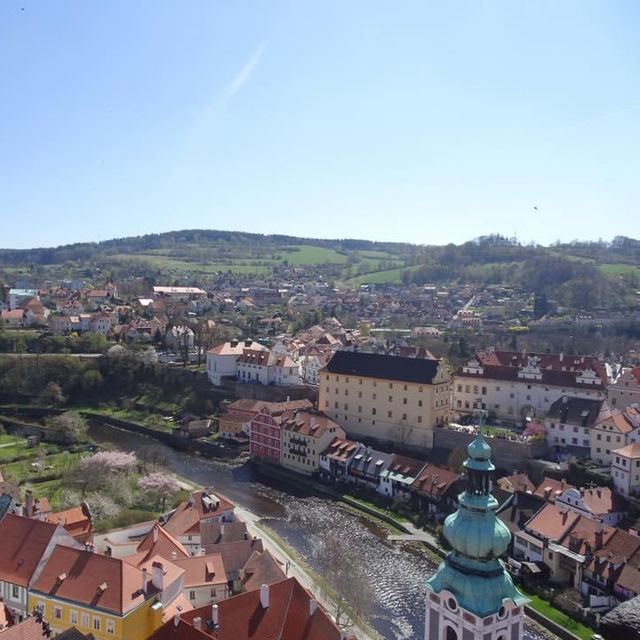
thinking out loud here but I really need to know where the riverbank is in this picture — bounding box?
[170,471,380,640]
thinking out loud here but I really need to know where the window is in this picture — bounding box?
[457,385,462,392]
[358,406,362,413]
[403,398,407,404]
[387,411,392,418]
[93,617,101,632]
[417,416,422,423]
[54,607,62,620]
[372,393,377,400]
[190,590,196,600]
[388,396,393,402]
[107,619,115,634]
[81,613,89,628]
[70,610,78,625]
[343,403,348,410]
[389,383,393,389]
[372,408,376,415]
[344,389,348,396]
[11,584,19,599]
[418,400,422,407]
[402,414,407,420]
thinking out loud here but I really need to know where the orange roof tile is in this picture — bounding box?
[0,514,61,587]
[32,546,149,615]
[171,554,227,589]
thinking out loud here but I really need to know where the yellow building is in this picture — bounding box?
[319,351,451,449]
[279,410,345,475]
[29,546,187,640]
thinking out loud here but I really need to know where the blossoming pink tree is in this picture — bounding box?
[137,472,181,511]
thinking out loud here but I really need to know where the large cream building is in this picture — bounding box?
[319,351,451,449]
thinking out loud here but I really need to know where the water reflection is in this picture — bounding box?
[89,424,554,640]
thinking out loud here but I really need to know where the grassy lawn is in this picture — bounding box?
[522,590,594,640]
[2,450,85,483]
[348,266,417,286]
[282,245,348,265]
[341,493,410,523]
[598,262,639,276]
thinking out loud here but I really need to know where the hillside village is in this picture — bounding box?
[0,249,640,640]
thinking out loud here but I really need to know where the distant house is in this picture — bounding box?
[175,420,213,439]
[8,288,39,311]
[544,396,604,457]
[1,309,25,328]
[378,454,426,500]
[206,340,268,386]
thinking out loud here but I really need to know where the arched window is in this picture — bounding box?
[445,626,458,640]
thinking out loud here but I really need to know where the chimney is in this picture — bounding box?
[260,584,270,609]
[173,613,180,628]
[142,568,149,593]
[153,526,158,543]
[211,603,219,627]
[632,412,639,429]
[309,599,317,616]
[193,617,202,630]
[25,490,34,518]
[595,522,604,550]
[152,561,164,591]
[562,395,568,404]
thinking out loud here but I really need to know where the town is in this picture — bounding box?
[0,235,639,640]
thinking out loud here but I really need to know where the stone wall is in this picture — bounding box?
[433,428,548,472]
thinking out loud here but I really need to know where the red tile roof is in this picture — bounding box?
[32,546,149,615]
[0,514,60,587]
[129,523,190,566]
[410,463,459,501]
[533,477,576,502]
[45,506,92,540]
[171,554,227,589]
[0,616,50,639]
[497,473,536,494]
[164,491,235,538]
[320,437,358,463]
[178,577,344,640]
[279,411,344,439]
[525,503,579,541]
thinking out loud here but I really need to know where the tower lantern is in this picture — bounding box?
[425,428,527,640]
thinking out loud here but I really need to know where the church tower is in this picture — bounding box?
[425,430,527,640]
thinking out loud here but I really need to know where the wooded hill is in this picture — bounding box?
[0,231,638,311]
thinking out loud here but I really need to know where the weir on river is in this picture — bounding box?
[88,423,554,640]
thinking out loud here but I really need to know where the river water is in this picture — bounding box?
[88,423,554,640]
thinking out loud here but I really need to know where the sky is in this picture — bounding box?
[1,1,639,250]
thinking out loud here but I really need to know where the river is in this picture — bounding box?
[88,423,554,640]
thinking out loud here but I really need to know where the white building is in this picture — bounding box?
[206,340,268,385]
[611,441,640,496]
[454,349,607,424]
[544,396,603,456]
[8,288,39,310]
[590,403,640,466]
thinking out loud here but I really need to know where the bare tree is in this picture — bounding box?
[313,531,373,633]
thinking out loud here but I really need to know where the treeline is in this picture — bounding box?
[403,236,638,310]
[0,229,407,267]
[0,353,220,415]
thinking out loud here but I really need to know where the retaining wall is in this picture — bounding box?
[433,429,548,472]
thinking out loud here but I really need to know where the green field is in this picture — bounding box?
[598,263,639,276]
[348,266,417,285]
[283,245,348,265]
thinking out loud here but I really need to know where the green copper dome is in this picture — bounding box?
[426,430,528,618]
[467,429,492,460]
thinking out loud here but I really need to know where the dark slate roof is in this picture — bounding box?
[547,396,604,427]
[324,351,440,384]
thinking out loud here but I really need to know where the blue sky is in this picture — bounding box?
[1,1,638,249]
